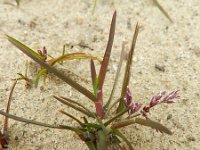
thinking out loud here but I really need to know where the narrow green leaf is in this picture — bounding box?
[0,110,79,132]
[83,123,101,129]
[59,110,83,126]
[90,60,97,95]
[48,52,102,66]
[17,73,26,80]
[117,23,140,113]
[6,35,44,60]
[97,11,116,92]
[60,96,95,117]
[104,42,126,112]
[152,0,173,22]
[6,35,96,101]
[112,118,172,135]
[34,68,47,87]
[95,11,117,118]
[93,77,99,96]
[135,118,172,135]
[60,44,66,65]
[54,96,95,118]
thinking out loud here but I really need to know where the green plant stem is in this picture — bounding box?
[104,108,128,127]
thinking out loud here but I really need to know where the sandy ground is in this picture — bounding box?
[0,0,200,149]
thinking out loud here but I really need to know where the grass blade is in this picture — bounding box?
[97,11,116,92]
[59,96,95,117]
[90,60,99,96]
[0,110,79,132]
[117,23,139,113]
[95,11,116,118]
[34,68,47,87]
[135,118,172,135]
[54,96,95,118]
[48,52,102,66]
[6,35,96,101]
[112,118,172,135]
[59,109,83,126]
[104,42,126,112]
[90,60,97,88]
[5,35,44,60]
[152,0,173,22]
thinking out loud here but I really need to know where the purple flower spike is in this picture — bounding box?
[37,50,42,55]
[124,87,132,107]
[129,102,142,114]
[42,46,47,55]
[162,90,179,103]
[150,91,166,107]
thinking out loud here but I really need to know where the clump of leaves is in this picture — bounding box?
[3,36,102,88]
[0,11,179,149]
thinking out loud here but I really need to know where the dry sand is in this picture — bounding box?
[0,0,200,149]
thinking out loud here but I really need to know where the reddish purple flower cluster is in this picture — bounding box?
[124,88,179,118]
[37,46,47,60]
[124,88,142,116]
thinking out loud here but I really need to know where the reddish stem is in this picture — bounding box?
[95,91,104,119]
[3,79,17,134]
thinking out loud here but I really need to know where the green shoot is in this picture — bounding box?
[152,0,173,22]
[117,22,139,113]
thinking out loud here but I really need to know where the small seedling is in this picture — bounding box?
[0,11,179,149]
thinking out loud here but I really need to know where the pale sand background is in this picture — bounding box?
[0,0,200,149]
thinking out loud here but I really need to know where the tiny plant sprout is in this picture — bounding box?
[0,11,180,149]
